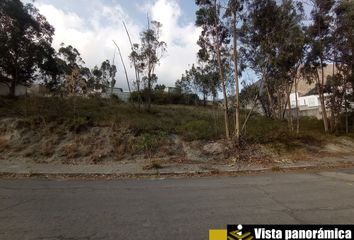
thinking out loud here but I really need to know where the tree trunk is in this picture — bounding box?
[295,78,300,134]
[232,14,240,143]
[345,113,349,134]
[265,82,275,118]
[241,73,265,133]
[213,0,230,141]
[282,82,293,119]
[319,89,329,133]
[147,72,152,112]
[278,91,282,120]
[9,80,16,97]
[287,90,293,132]
[351,42,354,95]
[318,64,329,133]
[216,47,230,141]
[123,21,141,111]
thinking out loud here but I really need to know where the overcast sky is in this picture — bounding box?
[23,0,312,93]
[23,0,201,91]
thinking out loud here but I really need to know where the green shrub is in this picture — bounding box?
[134,131,167,158]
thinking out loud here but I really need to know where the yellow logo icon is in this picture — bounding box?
[228,225,254,240]
[209,224,254,240]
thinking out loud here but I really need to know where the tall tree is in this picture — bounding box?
[99,60,117,94]
[303,0,335,133]
[90,66,103,92]
[196,0,231,141]
[326,72,350,133]
[241,0,304,121]
[123,21,142,110]
[57,44,86,95]
[130,20,167,111]
[334,0,354,89]
[177,63,218,105]
[0,0,55,97]
[241,0,280,118]
[225,0,248,143]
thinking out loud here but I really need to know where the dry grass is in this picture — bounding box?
[1,96,353,165]
[0,138,9,152]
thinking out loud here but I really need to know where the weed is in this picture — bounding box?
[135,131,167,158]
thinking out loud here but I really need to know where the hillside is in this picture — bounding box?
[1,97,353,169]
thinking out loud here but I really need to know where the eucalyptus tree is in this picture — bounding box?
[90,66,103,92]
[276,0,305,130]
[130,20,167,111]
[225,0,248,142]
[195,0,232,140]
[0,0,55,97]
[99,60,117,94]
[177,63,218,106]
[58,44,84,73]
[57,44,87,95]
[333,0,354,92]
[331,0,354,133]
[240,0,305,121]
[240,0,280,118]
[303,0,335,133]
[123,21,142,110]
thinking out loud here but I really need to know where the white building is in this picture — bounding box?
[290,93,321,109]
[102,87,130,102]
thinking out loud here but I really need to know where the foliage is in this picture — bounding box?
[195,0,232,139]
[90,60,117,93]
[176,63,218,105]
[326,73,352,132]
[240,0,305,119]
[136,131,167,158]
[333,0,354,101]
[130,90,200,105]
[0,0,55,97]
[129,20,167,111]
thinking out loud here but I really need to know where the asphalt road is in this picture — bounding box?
[1,169,354,240]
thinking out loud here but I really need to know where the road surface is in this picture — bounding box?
[1,169,354,240]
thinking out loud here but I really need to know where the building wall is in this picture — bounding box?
[116,92,130,102]
[290,93,321,109]
[104,88,131,102]
[294,64,338,95]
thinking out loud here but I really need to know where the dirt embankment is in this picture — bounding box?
[0,118,353,167]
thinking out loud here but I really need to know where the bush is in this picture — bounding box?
[135,131,167,158]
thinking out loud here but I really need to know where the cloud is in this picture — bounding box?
[150,0,201,85]
[32,0,200,90]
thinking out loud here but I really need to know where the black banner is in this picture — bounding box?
[227,225,354,240]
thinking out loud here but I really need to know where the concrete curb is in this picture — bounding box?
[1,162,354,180]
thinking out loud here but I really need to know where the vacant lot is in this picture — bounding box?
[0,97,353,166]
